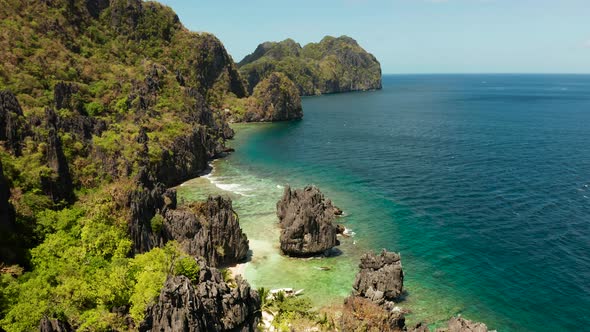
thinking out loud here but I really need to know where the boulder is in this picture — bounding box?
[353,249,404,303]
[140,264,260,332]
[276,185,340,256]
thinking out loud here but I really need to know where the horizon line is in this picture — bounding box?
[382,72,590,75]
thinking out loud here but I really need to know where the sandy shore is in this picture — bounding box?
[228,262,248,278]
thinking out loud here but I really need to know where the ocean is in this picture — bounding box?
[178,74,590,331]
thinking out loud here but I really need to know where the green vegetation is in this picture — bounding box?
[260,291,338,332]
[221,72,302,122]
[238,35,382,96]
[0,184,191,331]
[0,0,251,330]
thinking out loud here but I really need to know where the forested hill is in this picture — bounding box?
[238,36,382,96]
[0,0,263,330]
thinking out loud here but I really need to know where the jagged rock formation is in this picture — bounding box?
[0,90,28,156]
[341,249,405,331]
[140,265,261,332]
[276,185,340,256]
[238,36,382,96]
[38,317,73,332]
[163,196,249,267]
[353,249,404,304]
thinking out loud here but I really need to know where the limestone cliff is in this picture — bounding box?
[163,196,249,267]
[238,35,382,96]
[228,72,303,122]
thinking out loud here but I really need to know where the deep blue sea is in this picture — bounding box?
[180,74,590,331]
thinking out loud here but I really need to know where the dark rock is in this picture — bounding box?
[0,90,28,155]
[336,224,346,235]
[58,113,107,140]
[53,82,82,113]
[243,72,303,122]
[189,33,247,99]
[40,108,75,204]
[276,185,340,256]
[85,0,110,18]
[163,196,249,267]
[128,180,169,254]
[154,128,210,188]
[109,0,143,36]
[0,159,18,264]
[140,265,261,332]
[185,89,234,140]
[353,249,404,304]
[38,317,73,332]
[129,182,248,267]
[409,322,431,332]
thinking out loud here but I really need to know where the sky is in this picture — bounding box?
[157,0,590,74]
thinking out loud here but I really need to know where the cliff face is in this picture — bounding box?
[0,90,28,156]
[276,185,340,256]
[163,196,249,267]
[140,265,261,332]
[245,72,302,121]
[238,35,382,96]
[229,72,303,122]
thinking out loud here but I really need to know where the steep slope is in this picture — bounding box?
[0,0,259,330]
[238,35,382,95]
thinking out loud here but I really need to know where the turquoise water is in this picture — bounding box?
[179,75,590,331]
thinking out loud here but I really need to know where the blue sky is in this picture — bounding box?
[157,0,590,74]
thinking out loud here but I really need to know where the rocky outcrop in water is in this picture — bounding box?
[140,264,261,332]
[38,317,73,332]
[163,196,249,267]
[353,249,404,304]
[0,90,28,156]
[341,249,406,331]
[276,185,340,256]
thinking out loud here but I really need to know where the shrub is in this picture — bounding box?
[150,214,165,233]
[173,257,200,283]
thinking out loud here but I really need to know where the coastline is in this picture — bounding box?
[176,125,465,328]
